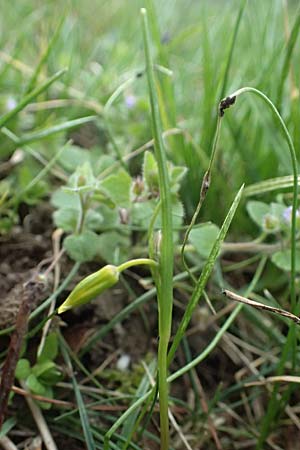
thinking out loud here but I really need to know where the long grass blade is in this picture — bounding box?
[14,115,96,145]
[244,175,300,197]
[120,360,156,450]
[24,15,65,95]
[59,335,96,450]
[277,5,300,108]
[0,68,67,129]
[219,0,247,99]
[141,8,174,450]
[168,184,244,364]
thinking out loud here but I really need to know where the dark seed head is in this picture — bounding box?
[219,95,236,117]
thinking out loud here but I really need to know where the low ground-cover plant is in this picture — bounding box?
[52,149,186,265]
[15,332,62,410]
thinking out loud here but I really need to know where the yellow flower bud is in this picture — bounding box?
[58,265,119,314]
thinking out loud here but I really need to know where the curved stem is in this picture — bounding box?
[227,86,298,313]
[181,115,222,282]
[117,258,158,272]
[223,87,298,449]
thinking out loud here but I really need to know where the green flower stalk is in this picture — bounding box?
[58,258,157,314]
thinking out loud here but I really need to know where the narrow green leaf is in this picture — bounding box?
[24,15,65,94]
[0,68,67,129]
[168,184,244,364]
[59,336,96,450]
[17,116,96,145]
[244,175,300,197]
[120,360,157,449]
[277,6,300,107]
[141,8,174,450]
[219,0,246,99]
[0,418,17,438]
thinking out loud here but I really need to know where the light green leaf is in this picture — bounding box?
[15,358,31,380]
[84,209,103,231]
[37,386,53,410]
[132,201,155,228]
[40,366,62,385]
[58,145,91,172]
[51,189,80,210]
[64,230,99,262]
[26,373,46,396]
[132,198,184,229]
[97,231,130,264]
[143,150,159,194]
[270,202,286,219]
[33,361,62,385]
[100,169,132,208]
[246,201,270,228]
[271,249,300,272]
[189,223,220,258]
[32,360,56,378]
[69,161,97,190]
[170,165,187,192]
[38,332,58,363]
[53,208,78,232]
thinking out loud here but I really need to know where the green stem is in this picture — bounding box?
[228,87,298,314]
[117,258,158,272]
[181,116,222,282]
[141,8,174,450]
[222,86,298,448]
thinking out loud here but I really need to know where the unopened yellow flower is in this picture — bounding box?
[58,265,119,314]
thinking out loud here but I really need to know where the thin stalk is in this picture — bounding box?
[225,87,298,316]
[117,258,158,272]
[219,86,298,448]
[181,116,222,282]
[104,392,152,450]
[141,8,174,450]
[103,72,142,171]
